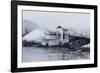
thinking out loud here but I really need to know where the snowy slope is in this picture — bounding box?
[22,19,90,43]
[23,29,49,42]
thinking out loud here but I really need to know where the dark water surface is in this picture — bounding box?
[22,47,90,62]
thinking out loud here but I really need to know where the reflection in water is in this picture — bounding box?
[22,47,90,62]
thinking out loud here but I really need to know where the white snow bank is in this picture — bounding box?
[23,29,49,42]
[82,44,90,48]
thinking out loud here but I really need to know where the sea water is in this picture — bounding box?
[22,47,90,62]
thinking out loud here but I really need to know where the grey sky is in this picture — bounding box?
[23,10,90,33]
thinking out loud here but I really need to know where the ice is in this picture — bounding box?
[82,44,90,48]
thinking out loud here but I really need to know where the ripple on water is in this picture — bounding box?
[22,47,90,62]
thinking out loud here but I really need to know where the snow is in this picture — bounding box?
[23,29,49,42]
[22,18,90,43]
[82,44,90,48]
[22,19,90,39]
[22,20,37,35]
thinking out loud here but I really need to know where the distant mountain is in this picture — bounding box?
[65,28,90,38]
[22,20,37,36]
